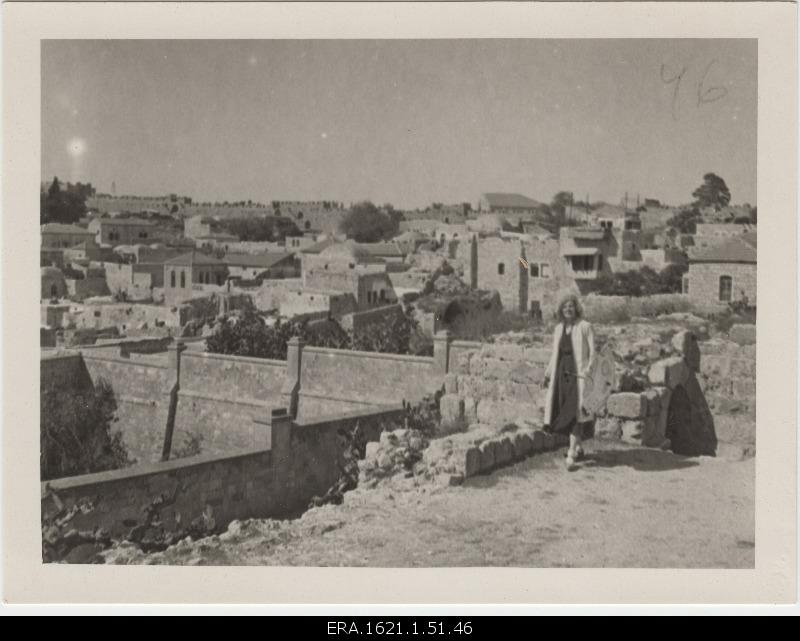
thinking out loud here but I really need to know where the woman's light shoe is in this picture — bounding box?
[565,453,578,471]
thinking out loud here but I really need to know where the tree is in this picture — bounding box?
[692,173,731,210]
[550,191,573,216]
[40,378,132,480]
[40,177,92,225]
[339,201,399,242]
[667,207,702,234]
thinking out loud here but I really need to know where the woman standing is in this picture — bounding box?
[541,293,596,471]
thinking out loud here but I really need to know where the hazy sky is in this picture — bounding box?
[42,39,756,209]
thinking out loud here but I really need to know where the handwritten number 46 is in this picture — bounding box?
[660,59,729,120]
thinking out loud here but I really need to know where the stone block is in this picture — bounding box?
[455,351,473,375]
[513,433,533,459]
[733,378,756,398]
[491,343,525,361]
[440,395,465,423]
[729,323,756,345]
[595,416,623,440]
[621,420,644,443]
[648,357,689,388]
[463,396,478,423]
[642,388,662,417]
[606,392,646,419]
[365,442,381,459]
[478,440,496,471]
[494,437,514,466]
[530,430,545,452]
[444,373,459,394]
[640,415,664,447]
[523,346,552,364]
[464,447,482,478]
[671,330,701,372]
[542,432,556,451]
[730,358,756,378]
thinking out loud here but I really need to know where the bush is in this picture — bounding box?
[40,378,133,481]
[582,293,691,324]
[206,308,429,359]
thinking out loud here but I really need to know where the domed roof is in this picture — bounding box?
[41,266,65,279]
[318,240,371,262]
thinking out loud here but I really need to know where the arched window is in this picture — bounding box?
[170,271,176,288]
[719,275,732,302]
[180,271,186,288]
[304,221,311,230]
[497,263,505,275]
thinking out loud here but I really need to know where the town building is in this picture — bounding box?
[41,223,96,250]
[163,251,230,306]
[88,217,156,246]
[685,232,756,307]
[223,252,301,281]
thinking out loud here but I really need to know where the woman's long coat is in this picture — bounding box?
[543,319,597,426]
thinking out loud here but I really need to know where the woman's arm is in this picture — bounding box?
[582,321,596,375]
[543,324,560,384]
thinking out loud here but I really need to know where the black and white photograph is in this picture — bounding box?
[2,0,797,608]
[37,37,761,568]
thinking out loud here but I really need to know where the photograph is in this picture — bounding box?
[37,37,760,569]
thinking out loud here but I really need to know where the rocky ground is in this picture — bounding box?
[104,440,755,568]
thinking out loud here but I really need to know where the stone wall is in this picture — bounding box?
[440,327,720,457]
[296,344,443,419]
[81,348,174,463]
[687,262,757,307]
[441,339,551,427]
[41,405,406,547]
[173,350,287,456]
[698,335,756,416]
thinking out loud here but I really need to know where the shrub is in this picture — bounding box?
[40,377,133,481]
[206,308,428,358]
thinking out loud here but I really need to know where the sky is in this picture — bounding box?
[42,39,757,210]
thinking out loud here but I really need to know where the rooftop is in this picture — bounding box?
[481,193,545,210]
[164,251,228,267]
[223,252,296,269]
[41,223,94,235]
[689,233,757,264]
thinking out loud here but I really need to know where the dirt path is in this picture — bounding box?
[121,442,754,568]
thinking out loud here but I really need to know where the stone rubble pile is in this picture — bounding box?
[358,428,430,487]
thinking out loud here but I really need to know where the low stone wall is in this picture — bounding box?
[441,339,551,427]
[440,327,719,457]
[698,335,756,416]
[81,349,174,463]
[42,447,276,541]
[173,350,287,456]
[41,405,406,550]
[297,344,443,418]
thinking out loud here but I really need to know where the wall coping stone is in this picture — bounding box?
[41,447,271,496]
[182,350,286,368]
[302,344,434,365]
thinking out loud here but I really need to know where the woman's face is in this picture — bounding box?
[562,300,577,321]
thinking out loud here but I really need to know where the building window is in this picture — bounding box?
[170,271,176,288]
[597,255,603,270]
[497,263,505,275]
[217,274,224,286]
[379,289,386,301]
[180,271,186,288]
[530,264,539,278]
[719,275,732,302]
[682,276,689,294]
